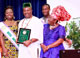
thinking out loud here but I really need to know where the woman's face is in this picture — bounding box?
[48,16,58,25]
[5,8,14,20]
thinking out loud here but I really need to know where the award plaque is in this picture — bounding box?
[17,28,31,44]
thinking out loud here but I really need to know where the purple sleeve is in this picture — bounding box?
[59,26,66,39]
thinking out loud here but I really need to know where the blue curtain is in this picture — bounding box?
[0,0,46,21]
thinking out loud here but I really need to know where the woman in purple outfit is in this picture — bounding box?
[40,5,71,58]
[40,15,66,58]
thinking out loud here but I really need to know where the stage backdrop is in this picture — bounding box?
[0,0,46,21]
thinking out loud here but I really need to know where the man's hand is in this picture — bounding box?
[23,40,32,47]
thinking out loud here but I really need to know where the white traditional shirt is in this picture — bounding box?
[18,16,43,58]
[40,17,48,24]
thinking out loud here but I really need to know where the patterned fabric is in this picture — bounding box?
[2,25,18,58]
[40,24,66,58]
[51,5,71,21]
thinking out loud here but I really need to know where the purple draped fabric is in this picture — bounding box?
[40,24,66,58]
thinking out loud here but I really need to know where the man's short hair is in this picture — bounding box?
[42,4,50,9]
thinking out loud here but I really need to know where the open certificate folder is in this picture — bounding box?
[18,28,31,44]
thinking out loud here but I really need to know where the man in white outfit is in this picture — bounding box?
[18,3,43,58]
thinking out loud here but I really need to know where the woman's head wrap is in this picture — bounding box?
[51,5,71,21]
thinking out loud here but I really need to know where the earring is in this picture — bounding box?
[4,17,7,21]
[13,16,15,19]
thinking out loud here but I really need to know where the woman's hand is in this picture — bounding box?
[41,44,46,52]
[45,46,50,52]
[65,38,72,47]
[3,48,8,56]
[41,44,50,52]
[23,40,32,47]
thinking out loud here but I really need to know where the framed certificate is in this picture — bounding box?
[17,28,31,44]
